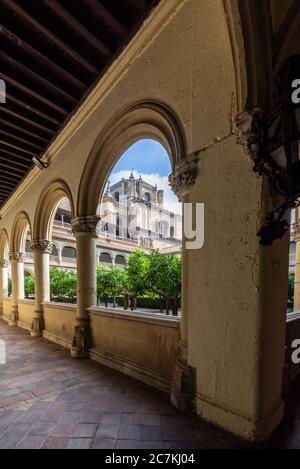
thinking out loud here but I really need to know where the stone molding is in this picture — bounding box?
[30,239,53,254]
[169,153,200,197]
[71,216,100,238]
[0,260,8,268]
[9,251,26,262]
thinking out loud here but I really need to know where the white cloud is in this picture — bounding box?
[108,170,182,214]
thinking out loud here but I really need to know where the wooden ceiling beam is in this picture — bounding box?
[0,155,30,169]
[0,51,78,104]
[0,106,57,135]
[86,0,128,37]
[42,0,112,58]
[5,93,62,126]
[3,0,99,75]
[2,74,69,116]
[0,25,87,92]
[0,130,44,152]
[0,118,49,143]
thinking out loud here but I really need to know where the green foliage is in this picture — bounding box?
[50,266,77,302]
[145,250,181,315]
[96,250,182,315]
[24,275,35,297]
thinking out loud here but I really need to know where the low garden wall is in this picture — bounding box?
[88,307,180,392]
[17,299,35,331]
[42,302,76,349]
[2,297,11,322]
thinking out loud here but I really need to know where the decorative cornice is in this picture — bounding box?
[292,221,300,242]
[30,239,53,254]
[9,251,26,262]
[71,216,100,238]
[169,153,200,197]
[0,260,8,268]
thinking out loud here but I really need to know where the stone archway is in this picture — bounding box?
[77,100,187,217]
[0,229,9,320]
[8,212,32,326]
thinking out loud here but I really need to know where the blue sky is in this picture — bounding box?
[109,139,181,214]
[112,139,171,176]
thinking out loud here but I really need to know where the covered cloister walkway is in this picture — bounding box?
[0,320,300,450]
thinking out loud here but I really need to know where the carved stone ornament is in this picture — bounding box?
[9,251,26,262]
[30,239,53,254]
[71,216,100,238]
[169,153,200,197]
[234,108,268,175]
[0,260,8,268]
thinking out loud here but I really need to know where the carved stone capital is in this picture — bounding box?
[292,221,300,242]
[71,216,100,238]
[9,251,26,262]
[0,260,8,268]
[234,108,265,165]
[30,239,53,254]
[169,153,200,198]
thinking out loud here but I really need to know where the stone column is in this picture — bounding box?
[169,155,199,412]
[293,219,300,311]
[0,260,9,320]
[8,252,25,326]
[57,246,62,266]
[111,253,116,266]
[71,215,100,358]
[30,240,52,337]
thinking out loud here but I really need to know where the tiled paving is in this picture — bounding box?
[0,320,300,449]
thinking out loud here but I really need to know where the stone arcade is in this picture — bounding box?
[0,0,300,447]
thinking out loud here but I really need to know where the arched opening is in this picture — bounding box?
[97,138,182,315]
[99,252,112,264]
[33,182,76,304]
[62,246,77,259]
[0,229,9,299]
[115,255,126,266]
[11,212,33,300]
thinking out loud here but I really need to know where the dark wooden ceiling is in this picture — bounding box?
[0,0,158,208]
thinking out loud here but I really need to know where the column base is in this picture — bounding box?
[31,310,44,337]
[195,393,284,442]
[170,338,196,412]
[9,307,18,326]
[71,318,90,358]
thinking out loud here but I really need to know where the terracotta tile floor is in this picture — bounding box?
[0,320,300,449]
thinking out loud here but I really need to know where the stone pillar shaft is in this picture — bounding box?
[9,252,25,326]
[0,260,8,319]
[57,247,62,266]
[169,155,199,411]
[31,240,52,337]
[71,216,100,358]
